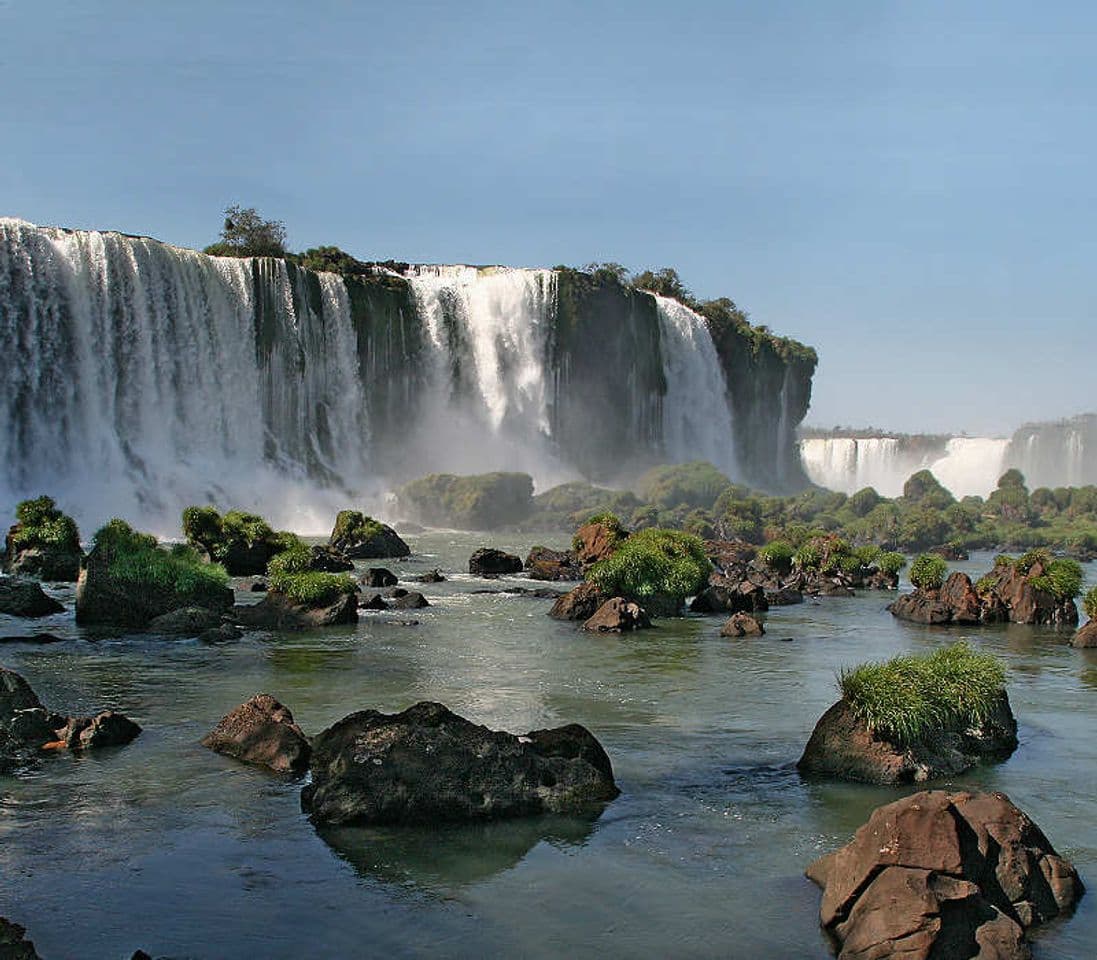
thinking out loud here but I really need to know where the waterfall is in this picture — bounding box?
[926,438,1010,498]
[652,294,738,478]
[0,219,369,534]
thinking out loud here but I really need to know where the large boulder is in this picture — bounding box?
[329,511,410,559]
[689,573,767,615]
[1071,620,1097,648]
[3,496,82,583]
[146,606,225,637]
[572,520,625,568]
[0,917,42,960]
[798,694,1018,785]
[981,558,1078,626]
[807,790,1083,959]
[235,589,358,630]
[548,582,608,621]
[720,612,764,637]
[524,546,583,581]
[363,567,398,588]
[301,701,619,825]
[306,545,354,572]
[201,694,311,774]
[468,548,522,577]
[582,597,651,632]
[0,576,63,618]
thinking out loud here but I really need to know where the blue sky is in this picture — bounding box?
[2,0,1094,436]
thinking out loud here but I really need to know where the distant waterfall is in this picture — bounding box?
[1005,415,1096,490]
[653,294,738,478]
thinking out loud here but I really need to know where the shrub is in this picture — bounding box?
[92,519,229,608]
[793,542,822,570]
[838,642,1007,747]
[876,552,907,576]
[396,472,534,529]
[635,461,731,511]
[269,570,357,606]
[758,540,794,576]
[909,553,948,591]
[9,495,81,552]
[587,528,712,615]
[181,505,223,554]
[852,545,882,567]
[1083,585,1097,621]
[203,204,287,258]
[1029,558,1083,601]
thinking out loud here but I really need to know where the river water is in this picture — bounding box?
[1,536,1095,959]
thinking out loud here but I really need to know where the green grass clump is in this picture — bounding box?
[93,519,229,608]
[1083,585,1097,621]
[1029,557,1084,601]
[758,540,794,575]
[587,528,711,615]
[876,552,907,576]
[269,570,356,606]
[909,553,948,590]
[10,495,81,552]
[332,510,386,543]
[267,545,312,577]
[839,642,1007,747]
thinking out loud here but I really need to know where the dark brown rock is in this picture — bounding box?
[524,546,583,581]
[201,694,310,774]
[720,612,764,637]
[798,694,1018,785]
[306,545,354,573]
[301,701,619,825]
[2,541,81,582]
[146,606,224,637]
[1071,620,1097,648]
[363,567,398,588]
[765,586,804,605]
[807,790,1083,960]
[548,582,608,621]
[391,591,429,609]
[234,590,358,629]
[582,597,652,632]
[415,568,446,583]
[468,548,523,576]
[573,521,624,568]
[0,575,63,618]
[689,572,767,614]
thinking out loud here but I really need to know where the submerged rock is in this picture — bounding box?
[582,597,651,633]
[329,511,410,559]
[548,582,608,621]
[798,693,1018,785]
[0,917,43,960]
[0,575,64,618]
[720,612,764,637]
[202,694,310,775]
[301,701,619,825]
[414,568,446,584]
[468,548,522,576]
[235,590,358,630]
[806,789,1083,960]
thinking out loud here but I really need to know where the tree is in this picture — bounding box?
[204,204,287,258]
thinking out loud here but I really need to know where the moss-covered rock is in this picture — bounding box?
[3,495,82,582]
[181,506,292,575]
[329,510,409,558]
[396,473,534,530]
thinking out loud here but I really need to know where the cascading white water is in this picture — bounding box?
[652,294,738,478]
[926,438,1010,498]
[0,219,370,534]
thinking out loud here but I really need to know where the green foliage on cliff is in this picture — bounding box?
[397,472,534,529]
[839,642,1006,747]
[587,528,712,615]
[181,505,289,567]
[1083,585,1097,620]
[909,553,949,591]
[204,205,287,258]
[93,519,229,608]
[637,461,731,511]
[9,495,81,552]
[757,540,794,575]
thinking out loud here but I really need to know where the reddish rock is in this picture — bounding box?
[572,521,625,567]
[807,790,1083,960]
[202,694,311,774]
[1071,620,1097,648]
[582,597,651,633]
[938,571,983,623]
[548,582,608,621]
[720,612,764,637]
[524,546,582,581]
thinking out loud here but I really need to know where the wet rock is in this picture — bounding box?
[201,693,310,775]
[798,694,1018,785]
[247,579,268,592]
[0,916,42,960]
[1071,620,1097,648]
[146,606,224,637]
[359,593,389,611]
[56,711,142,750]
[0,575,64,618]
[386,587,408,599]
[414,568,446,583]
[720,612,764,637]
[765,586,803,606]
[329,511,410,559]
[806,789,1083,960]
[471,586,565,599]
[0,633,64,644]
[548,582,608,621]
[363,567,398,588]
[2,544,81,583]
[468,548,523,576]
[234,590,358,629]
[307,545,354,573]
[583,597,651,632]
[198,623,244,643]
[301,701,619,825]
[524,546,583,581]
[689,573,767,614]
[391,591,429,610]
[572,520,626,568]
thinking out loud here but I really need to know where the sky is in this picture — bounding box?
[1,0,1094,436]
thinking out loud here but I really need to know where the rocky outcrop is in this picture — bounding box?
[2,543,81,582]
[582,597,651,632]
[0,917,42,960]
[891,566,1077,627]
[524,546,582,581]
[548,582,608,621]
[201,694,311,774]
[806,790,1083,960]
[720,612,764,637]
[1071,620,1097,648]
[798,694,1018,785]
[414,569,445,583]
[468,548,522,576]
[689,572,768,614]
[146,606,225,637]
[363,567,397,588]
[0,576,63,618]
[306,545,354,572]
[572,521,624,568]
[301,701,619,825]
[329,511,410,559]
[391,591,429,610]
[235,590,358,629]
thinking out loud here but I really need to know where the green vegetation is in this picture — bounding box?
[839,643,1007,747]
[587,528,712,615]
[267,545,356,606]
[572,511,628,553]
[877,552,908,576]
[396,472,534,529]
[8,495,80,552]
[636,461,732,511]
[909,553,949,591]
[93,519,229,608]
[1083,586,1097,621]
[181,505,290,573]
[331,510,386,546]
[203,204,287,258]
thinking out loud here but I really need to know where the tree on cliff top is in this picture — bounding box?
[204,205,287,258]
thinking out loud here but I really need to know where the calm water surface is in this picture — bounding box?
[1,537,1095,959]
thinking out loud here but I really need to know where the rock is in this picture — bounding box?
[415,569,446,583]
[985,559,1079,626]
[806,789,1083,959]
[359,593,389,611]
[548,582,608,621]
[572,521,625,567]
[798,694,1018,785]
[932,543,970,561]
[363,567,398,588]
[468,548,523,576]
[146,606,224,637]
[198,623,243,643]
[0,576,64,618]
[472,586,564,599]
[234,590,358,629]
[0,633,64,644]
[391,591,429,610]
[329,511,410,559]
[1071,620,1097,648]
[301,701,619,825]
[582,597,651,632]
[307,545,354,573]
[201,693,310,775]
[2,544,81,582]
[889,572,989,625]
[248,579,268,592]
[864,568,900,590]
[56,710,142,750]
[703,539,757,571]
[765,586,803,606]
[0,917,42,960]
[524,546,583,581]
[689,573,767,614]
[720,612,764,637]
